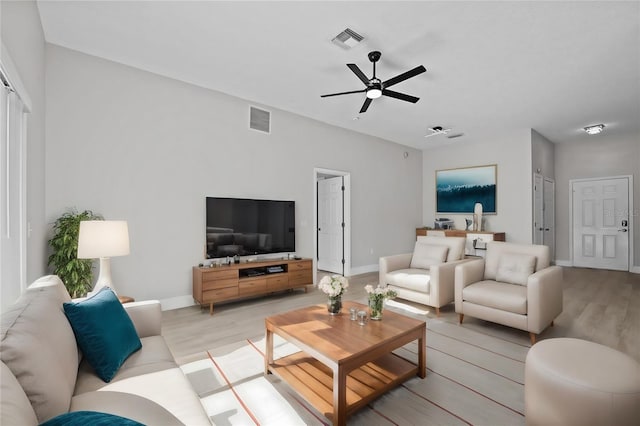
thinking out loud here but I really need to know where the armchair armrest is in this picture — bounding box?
[124,300,162,338]
[379,253,412,287]
[454,259,485,312]
[429,259,471,307]
[527,266,563,334]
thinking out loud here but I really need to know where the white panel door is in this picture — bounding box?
[573,178,629,270]
[317,176,343,274]
[543,178,555,262]
[533,174,544,245]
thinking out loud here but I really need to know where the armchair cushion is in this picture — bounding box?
[410,242,448,269]
[495,253,537,286]
[386,269,432,293]
[462,281,528,315]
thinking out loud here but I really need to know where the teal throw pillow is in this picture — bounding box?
[63,287,142,382]
[40,410,144,426]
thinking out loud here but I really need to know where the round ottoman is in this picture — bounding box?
[525,338,640,426]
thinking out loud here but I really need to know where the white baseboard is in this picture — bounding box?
[159,295,197,311]
[554,259,639,274]
[349,264,379,276]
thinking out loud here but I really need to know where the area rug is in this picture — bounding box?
[180,318,529,425]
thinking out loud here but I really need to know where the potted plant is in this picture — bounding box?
[48,209,103,298]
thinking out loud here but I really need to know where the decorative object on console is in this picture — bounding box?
[473,202,483,231]
[48,209,103,298]
[465,218,473,230]
[436,165,497,214]
[365,284,397,320]
[77,220,130,296]
[318,274,349,315]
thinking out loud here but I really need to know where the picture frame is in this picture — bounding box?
[436,164,497,214]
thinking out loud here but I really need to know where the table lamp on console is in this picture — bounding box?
[77,220,130,296]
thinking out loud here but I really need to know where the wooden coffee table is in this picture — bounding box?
[264,301,426,425]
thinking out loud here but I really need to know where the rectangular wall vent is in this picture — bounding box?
[249,106,270,134]
[331,28,364,49]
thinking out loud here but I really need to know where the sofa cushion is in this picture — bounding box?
[496,253,536,286]
[75,336,176,395]
[0,276,79,422]
[386,269,432,293]
[410,242,449,269]
[63,287,142,383]
[462,280,528,314]
[0,361,38,426]
[70,392,183,425]
[40,410,144,426]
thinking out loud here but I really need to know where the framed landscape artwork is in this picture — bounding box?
[436,165,497,214]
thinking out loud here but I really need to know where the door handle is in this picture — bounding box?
[618,229,628,232]
[538,227,544,231]
[544,228,550,231]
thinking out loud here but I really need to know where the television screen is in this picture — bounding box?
[206,197,295,259]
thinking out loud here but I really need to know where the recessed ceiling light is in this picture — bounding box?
[584,124,605,135]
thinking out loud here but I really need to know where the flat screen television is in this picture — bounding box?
[205,197,295,259]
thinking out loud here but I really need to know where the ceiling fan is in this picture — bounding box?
[321,51,426,113]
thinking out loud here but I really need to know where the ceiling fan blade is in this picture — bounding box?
[382,65,426,88]
[347,64,370,85]
[382,89,420,103]
[359,97,373,113]
[321,89,366,98]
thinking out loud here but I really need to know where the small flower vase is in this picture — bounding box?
[369,296,384,321]
[327,295,342,315]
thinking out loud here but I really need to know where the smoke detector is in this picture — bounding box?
[424,126,452,138]
[331,28,364,49]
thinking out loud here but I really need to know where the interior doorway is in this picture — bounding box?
[314,168,351,277]
[571,176,632,271]
[533,174,555,262]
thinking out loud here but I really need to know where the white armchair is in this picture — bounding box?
[455,241,563,344]
[379,236,467,316]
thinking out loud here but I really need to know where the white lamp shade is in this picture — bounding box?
[77,220,130,259]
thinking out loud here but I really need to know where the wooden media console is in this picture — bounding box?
[192,258,313,314]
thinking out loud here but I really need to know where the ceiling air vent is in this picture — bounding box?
[331,28,364,49]
[249,106,270,134]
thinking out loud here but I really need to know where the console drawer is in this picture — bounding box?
[289,261,311,271]
[203,286,238,302]
[289,270,312,286]
[267,275,289,291]
[202,269,238,282]
[239,278,267,296]
[203,278,238,291]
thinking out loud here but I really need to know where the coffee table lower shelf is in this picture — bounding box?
[268,350,418,422]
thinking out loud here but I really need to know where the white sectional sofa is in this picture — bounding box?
[1,275,211,425]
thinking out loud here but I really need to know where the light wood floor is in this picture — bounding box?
[162,267,640,364]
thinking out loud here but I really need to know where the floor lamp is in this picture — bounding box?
[77,220,130,296]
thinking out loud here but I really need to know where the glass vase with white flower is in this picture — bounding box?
[318,274,349,315]
[364,284,397,320]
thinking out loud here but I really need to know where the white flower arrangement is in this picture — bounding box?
[318,274,349,298]
[364,284,397,300]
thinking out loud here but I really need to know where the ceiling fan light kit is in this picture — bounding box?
[321,51,426,113]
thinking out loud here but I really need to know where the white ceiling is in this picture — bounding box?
[36,1,640,150]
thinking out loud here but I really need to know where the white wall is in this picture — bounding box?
[45,45,423,304]
[531,130,555,180]
[422,129,533,244]
[1,1,47,287]
[555,133,640,267]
